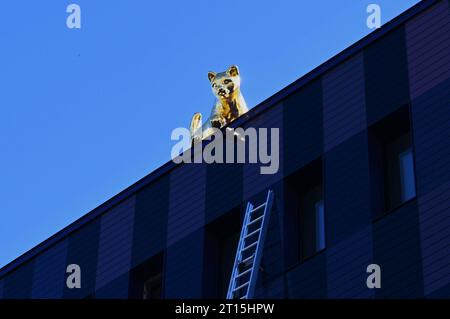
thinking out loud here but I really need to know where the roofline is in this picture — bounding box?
[0,0,439,280]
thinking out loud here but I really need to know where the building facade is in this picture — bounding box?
[1,0,449,299]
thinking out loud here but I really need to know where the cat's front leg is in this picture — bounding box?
[190,112,203,141]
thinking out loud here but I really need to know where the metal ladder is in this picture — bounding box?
[226,190,274,299]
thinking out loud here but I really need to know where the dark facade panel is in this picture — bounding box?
[418,182,450,295]
[3,260,34,299]
[326,227,374,298]
[96,196,135,292]
[95,273,129,299]
[31,239,68,298]
[286,253,327,298]
[205,162,243,223]
[242,102,284,199]
[411,78,450,295]
[63,218,101,299]
[325,132,372,243]
[131,175,170,267]
[411,79,450,194]
[167,163,206,246]
[254,275,285,299]
[0,279,3,298]
[164,229,204,298]
[427,283,450,298]
[372,201,424,298]
[406,0,450,99]
[364,26,410,125]
[323,53,367,151]
[324,132,374,298]
[283,80,323,176]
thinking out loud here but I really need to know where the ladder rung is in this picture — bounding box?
[240,254,254,265]
[236,267,252,279]
[241,241,257,252]
[233,281,249,292]
[244,228,260,239]
[250,203,265,213]
[248,215,263,226]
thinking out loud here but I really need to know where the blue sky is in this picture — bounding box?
[0,0,420,268]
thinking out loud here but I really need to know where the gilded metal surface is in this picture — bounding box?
[190,65,249,142]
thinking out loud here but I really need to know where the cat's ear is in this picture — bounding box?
[227,65,239,77]
[207,72,216,82]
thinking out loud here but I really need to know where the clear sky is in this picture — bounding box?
[0,0,420,268]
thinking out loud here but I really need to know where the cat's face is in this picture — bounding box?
[208,65,241,100]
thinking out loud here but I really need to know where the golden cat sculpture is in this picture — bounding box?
[190,65,249,143]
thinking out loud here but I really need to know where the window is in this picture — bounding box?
[284,158,325,265]
[399,148,416,202]
[203,207,241,298]
[299,184,325,260]
[369,106,416,219]
[385,132,416,209]
[315,200,326,252]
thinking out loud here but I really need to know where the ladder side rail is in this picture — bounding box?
[246,190,274,298]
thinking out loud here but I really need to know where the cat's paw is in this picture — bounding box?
[211,118,225,128]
